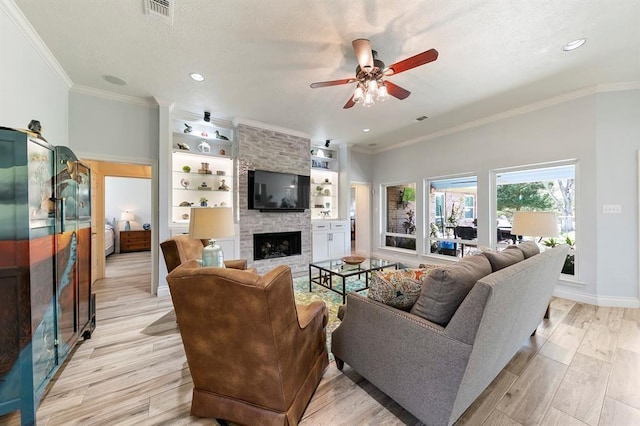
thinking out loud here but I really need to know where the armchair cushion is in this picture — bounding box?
[161,234,250,273]
[368,266,439,310]
[410,254,492,326]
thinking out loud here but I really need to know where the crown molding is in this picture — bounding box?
[153,97,175,109]
[1,0,72,88]
[71,84,157,108]
[374,82,640,154]
[233,118,310,140]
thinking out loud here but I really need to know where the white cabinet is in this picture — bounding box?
[312,221,349,262]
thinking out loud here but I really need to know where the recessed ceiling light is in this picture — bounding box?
[363,128,371,132]
[562,39,586,52]
[102,75,127,86]
[190,73,205,82]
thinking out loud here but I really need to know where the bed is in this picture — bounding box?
[105,222,115,256]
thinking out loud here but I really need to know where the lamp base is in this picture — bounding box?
[202,239,225,267]
[124,220,131,231]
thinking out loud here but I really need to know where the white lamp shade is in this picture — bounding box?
[120,212,134,221]
[189,207,235,239]
[511,211,559,238]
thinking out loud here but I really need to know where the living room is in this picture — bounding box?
[1,0,639,424]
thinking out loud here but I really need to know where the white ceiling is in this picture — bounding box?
[13,0,640,151]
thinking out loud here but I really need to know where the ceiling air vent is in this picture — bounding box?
[415,115,429,122]
[144,0,174,24]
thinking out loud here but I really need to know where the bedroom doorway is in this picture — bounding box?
[84,160,152,288]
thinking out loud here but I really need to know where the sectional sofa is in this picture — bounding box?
[331,243,569,426]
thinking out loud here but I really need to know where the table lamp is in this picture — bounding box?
[510,211,558,245]
[120,211,134,231]
[189,207,234,267]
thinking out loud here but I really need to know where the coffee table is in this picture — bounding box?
[309,257,398,304]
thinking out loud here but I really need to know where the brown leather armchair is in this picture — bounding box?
[160,234,249,272]
[167,260,329,425]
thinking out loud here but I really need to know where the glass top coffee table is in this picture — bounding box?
[309,257,398,304]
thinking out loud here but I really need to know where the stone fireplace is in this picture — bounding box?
[237,123,311,274]
[253,231,302,260]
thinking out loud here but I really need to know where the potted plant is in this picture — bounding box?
[182,165,191,173]
[542,236,575,275]
[199,197,208,207]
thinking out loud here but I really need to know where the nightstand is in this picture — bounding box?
[120,230,151,253]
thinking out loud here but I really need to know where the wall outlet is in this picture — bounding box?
[602,204,622,214]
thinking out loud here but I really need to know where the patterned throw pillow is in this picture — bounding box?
[368,266,438,310]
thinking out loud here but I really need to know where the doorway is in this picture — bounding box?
[351,183,371,256]
[84,160,153,290]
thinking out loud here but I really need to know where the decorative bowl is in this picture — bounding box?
[341,255,366,265]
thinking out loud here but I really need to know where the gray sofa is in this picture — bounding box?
[331,244,569,426]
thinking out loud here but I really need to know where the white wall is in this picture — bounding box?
[369,90,640,307]
[0,2,69,145]
[595,90,640,301]
[69,91,158,161]
[105,176,152,230]
[349,149,373,183]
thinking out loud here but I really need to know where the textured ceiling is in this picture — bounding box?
[13,0,640,151]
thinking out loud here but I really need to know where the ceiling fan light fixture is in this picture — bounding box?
[377,83,388,101]
[367,79,379,95]
[353,85,364,103]
[189,73,205,82]
[563,39,586,51]
[363,92,375,107]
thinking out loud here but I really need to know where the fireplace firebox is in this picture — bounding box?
[253,231,302,260]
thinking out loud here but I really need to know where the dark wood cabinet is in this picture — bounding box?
[0,129,94,425]
[120,230,151,252]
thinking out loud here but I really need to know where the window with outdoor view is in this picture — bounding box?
[427,176,477,258]
[384,183,416,251]
[496,163,576,275]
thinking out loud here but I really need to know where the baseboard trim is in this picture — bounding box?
[553,287,640,308]
[157,285,170,297]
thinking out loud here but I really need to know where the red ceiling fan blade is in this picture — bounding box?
[385,81,411,100]
[310,78,357,88]
[343,96,356,109]
[384,48,438,76]
[352,39,374,72]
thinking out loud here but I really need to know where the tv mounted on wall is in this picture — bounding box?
[248,170,310,212]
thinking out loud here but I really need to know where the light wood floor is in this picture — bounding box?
[2,251,639,425]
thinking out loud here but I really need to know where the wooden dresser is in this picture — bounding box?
[120,230,151,253]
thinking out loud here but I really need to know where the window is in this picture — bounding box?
[496,163,576,275]
[427,176,477,258]
[383,183,416,251]
[464,195,475,219]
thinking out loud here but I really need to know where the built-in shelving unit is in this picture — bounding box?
[170,115,235,226]
[310,147,338,220]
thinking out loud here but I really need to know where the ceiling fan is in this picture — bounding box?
[310,39,438,109]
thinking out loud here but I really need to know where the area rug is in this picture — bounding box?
[292,275,368,353]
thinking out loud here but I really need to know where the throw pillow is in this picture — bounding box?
[368,266,438,310]
[483,248,525,272]
[514,241,540,259]
[410,254,492,326]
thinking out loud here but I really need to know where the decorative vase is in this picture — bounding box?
[200,201,207,207]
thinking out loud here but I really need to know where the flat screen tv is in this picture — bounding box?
[248,170,310,212]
